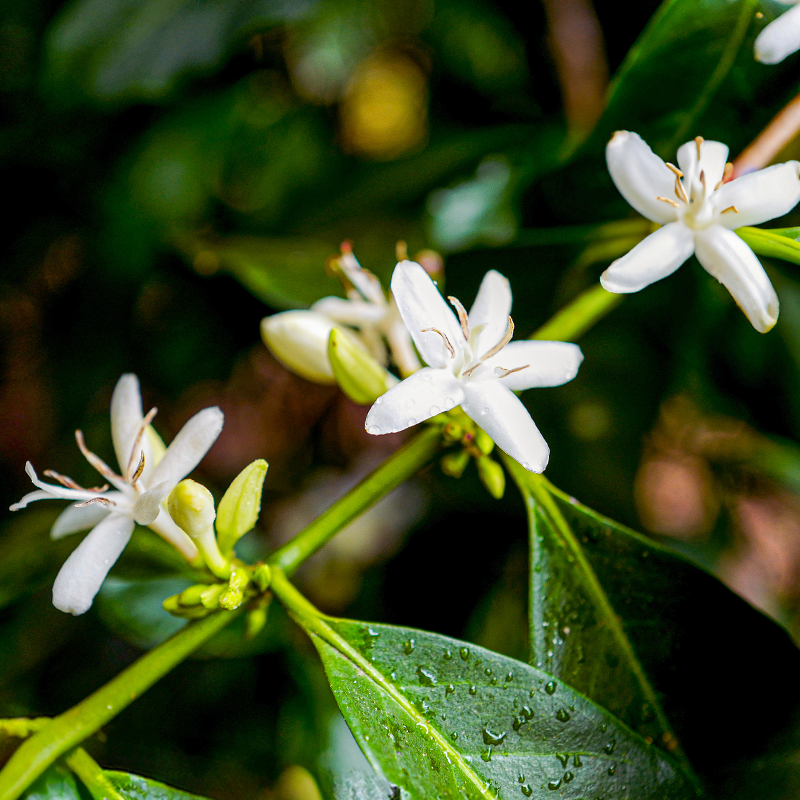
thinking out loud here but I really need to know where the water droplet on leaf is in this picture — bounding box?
[482,728,507,746]
[545,681,557,695]
[416,666,437,687]
[403,639,415,654]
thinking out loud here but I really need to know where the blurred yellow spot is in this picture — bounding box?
[273,766,323,800]
[193,250,220,275]
[567,400,611,441]
[340,51,428,160]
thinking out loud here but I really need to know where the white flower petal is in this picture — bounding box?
[482,340,584,391]
[694,225,779,333]
[606,131,679,224]
[17,462,104,504]
[261,310,336,384]
[601,222,695,293]
[715,161,800,228]
[312,296,387,325]
[390,260,463,369]
[467,270,512,358]
[132,481,171,525]
[149,407,224,490]
[51,497,125,539]
[462,381,550,472]
[148,509,199,560]
[110,373,144,474]
[755,2,800,64]
[365,367,464,435]
[339,248,386,306]
[10,490,59,511]
[677,139,729,191]
[52,513,135,615]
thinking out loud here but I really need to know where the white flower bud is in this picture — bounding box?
[260,310,337,384]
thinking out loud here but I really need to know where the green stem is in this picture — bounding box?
[0,608,242,800]
[267,424,442,576]
[63,749,125,800]
[531,282,622,342]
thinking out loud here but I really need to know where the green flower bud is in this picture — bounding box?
[219,567,250,611]
[162,594,211,619]
[260,310,336,384]
[200,583,226,609]
[253,563,272,592]
[216,459,268,556]
[168,480,231,579]
[475,428,495,455]
[442,421,464,442]
[441,449,470,478]
[245,606,269,640]
[177,584,208,607]
[328,327,398,405]
[477,455,506,499]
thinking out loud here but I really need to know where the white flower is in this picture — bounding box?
[602,131,800,333]
[10,374,224,615]
[311,244,421,376]
[755,1,800,64]
[364,261,584,472]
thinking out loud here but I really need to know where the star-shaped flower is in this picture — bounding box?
[10,374,224,615]
[364,261,584,472]
[755,1,800,64]
[602,131,800,332]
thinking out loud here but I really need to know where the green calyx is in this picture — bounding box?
[217,459,269,556]
[328,327,397,405]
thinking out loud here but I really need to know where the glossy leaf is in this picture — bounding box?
[299,612,696,799]
[507,461,800,793]
[106,771,211,799]
[21,765,81,800]
[737,226,800,267]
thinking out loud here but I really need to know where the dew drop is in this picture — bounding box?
[608,764,617,776]
[556,709,571,723]
[545,681,557,695]
[522,462,530,470]
[482,728,507,746]
[490,677,498,685]
[521,705,534,720]
[403,639,416,654]
[604,740,616,755]
[505,671,514,683]
[445,683,455,695]
[444,397,455,410]
[451,731,459,741]
[460,647,470,660]
[563,772,574,783]
[430,405,441,415]
[416,666,437,687]
[481,748,492,762]
[521,784,533,797]
[443,648,453,660]
[573,755,582,767]
[367,425,380,435]
[422,373,432,381]
[556,754,569,768]
[512,716,525,731]
[485,667,493,676]
[103,558,110,565]
[406,398,416,408]
[480,407,489,415]
[547,779,562,791]
[408,418,417,426]
[469,685,477,695]
[374,397,383,405]
[391,428,399,434]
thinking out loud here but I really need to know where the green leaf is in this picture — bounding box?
[21,765,81,800]
[105,771,211,800]
[507,462,800,794]
[588,0,791,157]
[736,226,800,266]
[288,604,697,798]
[44,0,315,104]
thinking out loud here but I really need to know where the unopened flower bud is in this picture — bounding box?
[477,456,506,499]
[441,449,470,479]
[260,311,336,384]
[217,459,268,556]
[168,480,231,579]
[219,567,250,611]
[442,421,463,442]
[253,563,272,592]
[245,605,269,640]
[475,428,495,456]
[328,328,398,405]
[162,594,212,619]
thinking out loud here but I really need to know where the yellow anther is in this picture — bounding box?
[448,296,470,340]
[721,205,740,214]
[666,163,683,178]
[695,136,704,159]
[657,196,680,207]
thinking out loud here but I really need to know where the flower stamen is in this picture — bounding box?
[75,430,123,484]
[130,451,146,486]
[448,296,470,341]
[126,406,158,481]
[721,205,740,215]
[463,317,515,377]
[674,177,689,204]
[74,496,116,508]
[43,470,83,490]
[421,327,455,357]
[695,136,704,159]
[657,196,680,207]
[495,364,530,378]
